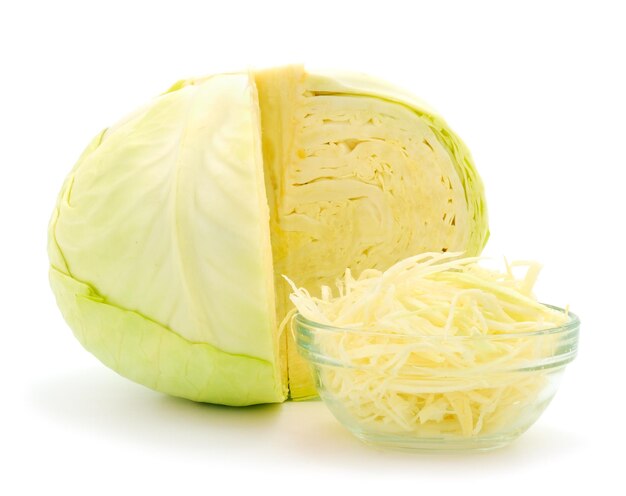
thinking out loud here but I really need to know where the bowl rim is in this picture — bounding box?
[294,304,580,341]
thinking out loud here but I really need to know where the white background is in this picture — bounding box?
[2,0,624,494]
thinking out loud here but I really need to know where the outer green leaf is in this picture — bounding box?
[48,73,284,405]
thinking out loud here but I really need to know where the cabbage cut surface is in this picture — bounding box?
[256,67,487,398]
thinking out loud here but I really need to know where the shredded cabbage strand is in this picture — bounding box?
[286,252,568,438]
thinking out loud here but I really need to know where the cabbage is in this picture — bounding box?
[48,66,488,405]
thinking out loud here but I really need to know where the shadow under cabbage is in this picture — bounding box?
[29,367,287,453]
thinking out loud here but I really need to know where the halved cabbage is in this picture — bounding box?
[48,66,488,405]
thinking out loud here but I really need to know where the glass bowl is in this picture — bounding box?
[294,306,579,451]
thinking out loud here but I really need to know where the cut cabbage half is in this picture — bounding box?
[48,66,488,405]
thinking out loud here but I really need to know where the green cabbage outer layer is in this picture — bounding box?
[48,74,284,405]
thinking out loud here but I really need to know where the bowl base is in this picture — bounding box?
[350,429,524,452]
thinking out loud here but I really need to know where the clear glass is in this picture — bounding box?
[294,306,579,452]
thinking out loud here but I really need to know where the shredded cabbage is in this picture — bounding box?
[286,252,568,438]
